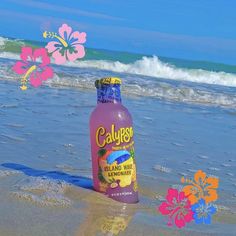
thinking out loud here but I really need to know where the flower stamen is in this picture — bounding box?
[20,65,37,90]
[181,177,193,184]
[43,31,68,47]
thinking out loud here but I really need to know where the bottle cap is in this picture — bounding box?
[95,77,121,88]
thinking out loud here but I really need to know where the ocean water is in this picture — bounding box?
[0,36,236,235]
[1,36,236,109]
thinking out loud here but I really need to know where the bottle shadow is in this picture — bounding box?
[1,163,94,190]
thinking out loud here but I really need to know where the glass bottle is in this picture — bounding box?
[89,77,138,203]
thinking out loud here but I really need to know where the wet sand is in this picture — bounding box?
[0,80,236,235]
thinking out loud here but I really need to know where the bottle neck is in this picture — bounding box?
[97,84,122,104]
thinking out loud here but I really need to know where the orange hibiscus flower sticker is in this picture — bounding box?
[181,170,219,204]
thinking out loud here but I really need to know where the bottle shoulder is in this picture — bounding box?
[91,103,130,113]
[90,103,132,122]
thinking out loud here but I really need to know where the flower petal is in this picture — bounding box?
[184,209,193,223]
[191,203,199,212]
[45,41,62,53]
[179,191,186,202]
[70,31,86,44]
[194,214,204,224]
[33,48,50,67]
[204,189,218,203]
[40,66,54,81]
[185,199,192,208]
[182,185,199,204]
[12,61,29,74]
[66,44,85,62]
[29,72,42,88]
[52,50,67,65]
[198,198,206,206]
[208,205,217,215]
[158,202,173,215]
[205,176,219,189]
[20,47,33,62]
[175,212,186,228]
[59,23,72,40]
[166,188,179,205]
[203,214,211,224]
[194,170,207,185]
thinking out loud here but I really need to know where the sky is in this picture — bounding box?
[0,0,236,64]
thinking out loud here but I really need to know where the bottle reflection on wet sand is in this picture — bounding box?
[74,203,134,236]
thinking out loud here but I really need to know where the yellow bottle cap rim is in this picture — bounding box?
[95,77,122,87]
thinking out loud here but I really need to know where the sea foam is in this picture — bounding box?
[0,169,21,178]
[12,177,72,207]
[1,47,236,88]
[69,56,236,88]
[1,42,236,108]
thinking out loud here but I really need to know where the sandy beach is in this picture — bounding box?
[1,72,236,235]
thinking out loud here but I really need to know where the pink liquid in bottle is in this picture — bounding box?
[90,77,139,203]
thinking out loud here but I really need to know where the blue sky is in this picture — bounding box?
[0,0,236,64]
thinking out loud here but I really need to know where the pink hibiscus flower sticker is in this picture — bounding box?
[158,188,193,228]
[43,23,86,64]
[12,47,54,90]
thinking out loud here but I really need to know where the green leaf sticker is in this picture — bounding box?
[98,148,107,157]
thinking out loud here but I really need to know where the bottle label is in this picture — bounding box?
[96,124,138,199]
[96,124,133,148]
